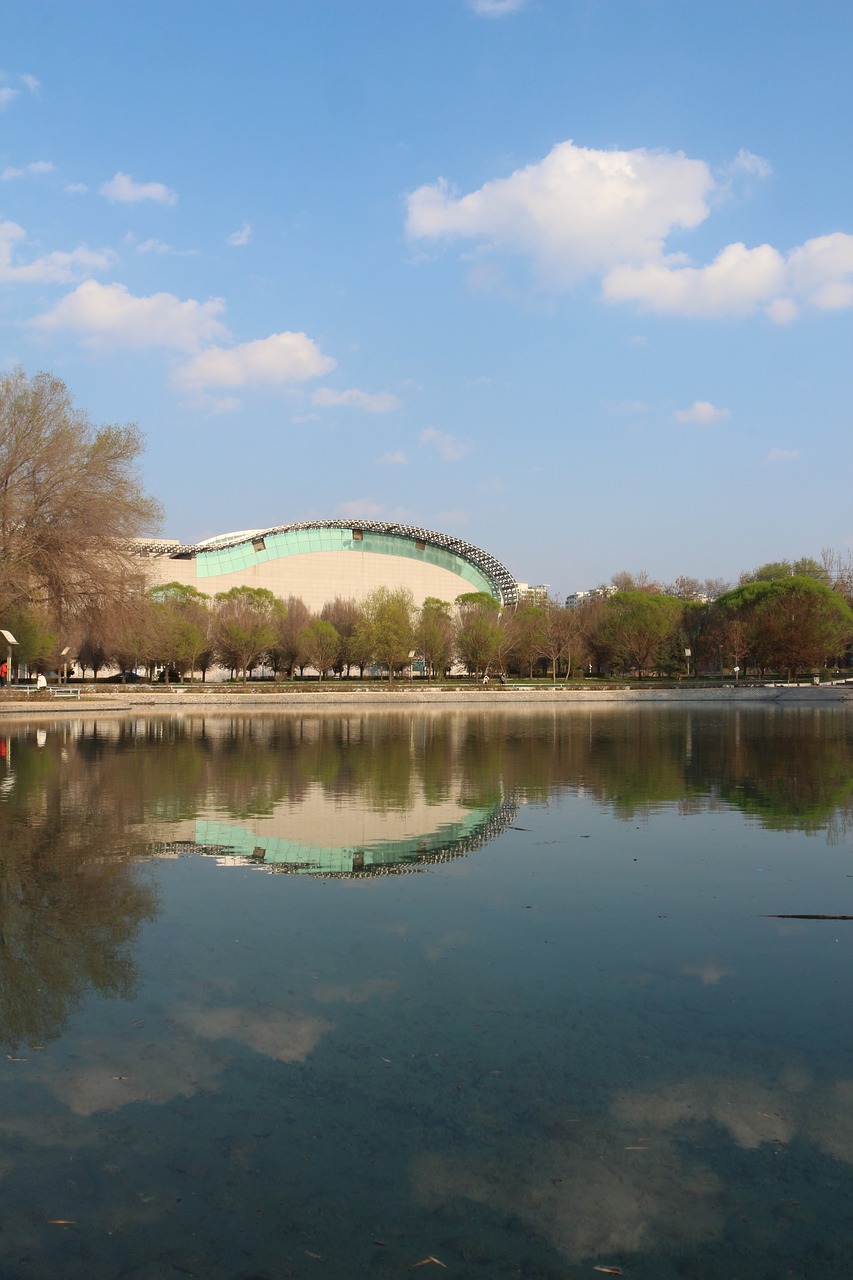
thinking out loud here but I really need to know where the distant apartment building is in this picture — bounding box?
[515,582,550,605]
[565,586,613,608]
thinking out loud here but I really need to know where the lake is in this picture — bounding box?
[1,707,852,1279]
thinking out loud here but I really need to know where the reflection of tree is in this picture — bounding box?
[0,733,160,1052]
[557,708,853,830]
[4,705,851,1050]
[123,707,853,834]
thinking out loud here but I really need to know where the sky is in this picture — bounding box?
[2,0,851,597]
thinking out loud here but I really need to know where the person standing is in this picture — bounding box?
[0,660,6,687]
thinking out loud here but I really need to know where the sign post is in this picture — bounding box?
[0,630,18,686]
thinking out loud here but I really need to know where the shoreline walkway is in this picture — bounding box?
[1,682,851,716]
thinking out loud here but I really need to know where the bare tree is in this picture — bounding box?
[320,597,362,676]
[539,598,582,684]
[0,369,162,623]
[454,593,504,679]
[270,595,311,678]
[508,605,545,678]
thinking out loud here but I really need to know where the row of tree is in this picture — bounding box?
[6,569,853,683]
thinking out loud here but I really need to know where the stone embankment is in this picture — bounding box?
[1,682,851,716]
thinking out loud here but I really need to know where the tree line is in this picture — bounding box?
[8,568,853,684]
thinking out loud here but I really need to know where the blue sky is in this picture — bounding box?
[2,0,851,596]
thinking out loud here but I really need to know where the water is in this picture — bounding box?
[1,707,853,1278]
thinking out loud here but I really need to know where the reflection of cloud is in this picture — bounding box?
[424,930,469,963]
[181,1006,331,1062]
[37,1004,331,1115]
[413,1132,723,1258]
[179,1008,327,1059]
[313,978,397,1004]
[682,962,735,987]
[613,1076,794,1149]
[809,1080,853,1163]
[414,1064,853,1261]
[42,1036,223,1116]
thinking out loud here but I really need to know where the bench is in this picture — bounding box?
[49,686,81,699]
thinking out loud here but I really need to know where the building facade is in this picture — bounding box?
[137,519,519,611]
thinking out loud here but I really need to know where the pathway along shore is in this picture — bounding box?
[0,682,851,716]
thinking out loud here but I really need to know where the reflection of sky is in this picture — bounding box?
[4,717,853,1276]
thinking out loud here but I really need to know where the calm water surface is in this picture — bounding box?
[1,707,853,1279]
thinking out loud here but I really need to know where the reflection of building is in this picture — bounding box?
[151,795,518,877]
[136,520,519,610]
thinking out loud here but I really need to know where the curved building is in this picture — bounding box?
[139,519,518,609]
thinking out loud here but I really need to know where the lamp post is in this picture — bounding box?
[60,646,70,685]
[0,629,18,686]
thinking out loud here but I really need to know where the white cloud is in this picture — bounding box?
[336,498,382,519]
[99,171,177,205]
[0,87,19,109]
[191,394,241,416]
[378,450,408,466]
[226,222,252,246]
[20,74,40,93]
[604,242,786,317]
[0,221,115,283]
[312,387,399,413]
[407,139,714,287]
[674,401,730,425]
[729,148,773,180]
[605,233,853,321]
[467,0,527,14]
[136,238,172,254]
[1,160,53,180]
[420,426,471,460]
[786,232,853,311]
[764,296,799,325]
[65,181,88,194]
[175,331,336,391]
[408,137,853,322]
[763,448,800,465]
[32,280,227,351]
